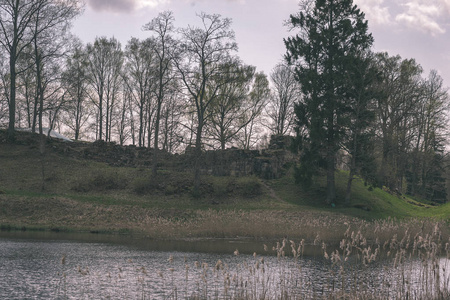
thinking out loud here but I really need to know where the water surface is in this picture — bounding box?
[0,231,448,299]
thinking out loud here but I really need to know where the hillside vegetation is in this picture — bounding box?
[0,130,449,242]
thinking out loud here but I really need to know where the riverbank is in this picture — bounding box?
[0,191,353,240]
[2,192,449,249]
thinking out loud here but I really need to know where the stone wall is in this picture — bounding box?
[14,129,296,179]
[181,135,296,179]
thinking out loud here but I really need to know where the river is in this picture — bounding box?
[0,231,448,299]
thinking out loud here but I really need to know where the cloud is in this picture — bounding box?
[395,0,446,36]
[355,0,450,36]
[355,0,392,25]
[87,0,168,13]
[183,0,245,5]
[440,0,450,14]
[137,0,170,9]
[86,0,138,13]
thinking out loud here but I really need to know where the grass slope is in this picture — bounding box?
[0,132,449,241]
[270,168,450,220]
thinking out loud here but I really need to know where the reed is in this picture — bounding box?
[52,218,449,299]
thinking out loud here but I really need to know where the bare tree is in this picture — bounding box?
[0,0,81,139]
[86,37,123,141]
[207,65,270,150]
[374,53,424,191]
[0,50,9,126]
[206,63,253,150]
[238,71,271,150]
[160,80,185,153]
[0,0,41,139]
[116,80,134,146]
[143,10,175,149]
[143,11,176,174]
[20,0,81,191]
[408,70,449,202]
[104,44,123,142]
[266,63,300,136]
[15,46,36,129]
[61,39,90,140]
[173,12,240,187]
[124,37,155,147]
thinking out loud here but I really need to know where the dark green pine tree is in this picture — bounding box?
[342,52,380,205]
[285,0,373,204]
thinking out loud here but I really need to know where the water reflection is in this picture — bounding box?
[0,231,449,299]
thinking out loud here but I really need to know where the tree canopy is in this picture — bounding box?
[285,0,374,204]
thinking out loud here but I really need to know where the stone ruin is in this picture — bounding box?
[4,129,296,180]
[182,135,296,179]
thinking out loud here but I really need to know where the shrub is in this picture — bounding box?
[190,181,214,199]
[131,177,151,195]
[72,171,128,192]
[131,172,193,195]
[237,176,262,198]
[131,176,162,195]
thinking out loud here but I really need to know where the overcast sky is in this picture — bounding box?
[71,0,450,87]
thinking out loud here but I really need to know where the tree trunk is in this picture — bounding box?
[153,100,162,176]
[98,94,103,140]
[139,105,144,147]
[75,99,81,140]
[193,119,204,191]
[345,155,356,205]
[326,148,336,205]
[105,95,109,142]
[7,47,17,141]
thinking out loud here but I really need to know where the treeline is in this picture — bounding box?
[286,0,449,204]
[0,3,297,155]
[0,1,448,204]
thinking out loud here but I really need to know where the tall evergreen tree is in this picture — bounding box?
[342,52,379,204]
[285,0,373,204]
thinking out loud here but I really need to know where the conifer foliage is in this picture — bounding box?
[285,0,374,204]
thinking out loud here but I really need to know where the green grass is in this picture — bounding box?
[269,168,450,221]
[1,145,448,219]
[1,135,449,240]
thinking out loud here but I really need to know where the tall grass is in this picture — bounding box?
[54,220,450,299]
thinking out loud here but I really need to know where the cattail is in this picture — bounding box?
[314,234,320,245]
[215,259,223,270]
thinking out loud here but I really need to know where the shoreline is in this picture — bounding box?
[2,194,449,249]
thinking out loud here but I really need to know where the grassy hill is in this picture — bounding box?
[270,168,450,220]
[0,129,449,242]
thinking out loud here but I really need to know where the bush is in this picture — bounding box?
[210,176,262,198]
[131,177,152,195]
[211,178,235,198]
[131,176,161,195]
[190,181,214,199]
[72,171,128,192]
[131,172,193,196]
[237,177,262,198]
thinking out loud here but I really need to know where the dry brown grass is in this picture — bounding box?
[1,193,448,250]
[52,220,450,299]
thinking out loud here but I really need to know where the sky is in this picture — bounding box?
[71,0,450,87]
